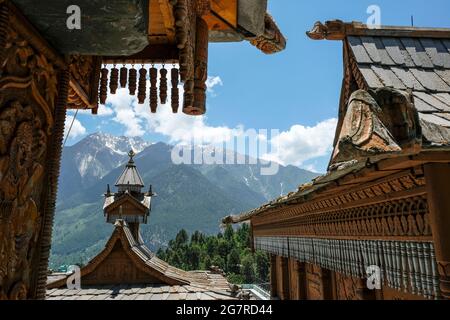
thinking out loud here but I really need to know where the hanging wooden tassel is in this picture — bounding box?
[99,66,109,104]
[120,65,128,88]
[150,65,158,113]
[129,66,137,96]
[110,65,119,94]
[160,65,168,104]
[171,67,179,113]
[138,66,147,104]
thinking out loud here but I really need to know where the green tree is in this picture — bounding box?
[227,248,241,274]
[224,225,234,242]
[254,251,269,281]
[175,229,188,246]
[241,255,256,283]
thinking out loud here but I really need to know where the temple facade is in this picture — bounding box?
[46,151,239,300]
[0,0,284,300]
[223,21,450,300]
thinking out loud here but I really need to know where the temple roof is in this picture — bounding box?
[47,220,237,300]
[115,151,145,188]
[222,21,450,225]
[345,32,450,134]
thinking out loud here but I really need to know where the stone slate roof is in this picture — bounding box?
[115,157,145,187]
[348,35,450,131]
[46,284,237,301]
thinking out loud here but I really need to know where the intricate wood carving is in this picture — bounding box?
[119,65,127,89]
[67,55,101,114]
[99,67,109,104]
[332,88,422,165]
[159,66,168,104]
[128,66,137,96]
[306,20,346,41]
[250,14,287,55]
[190,17,208,115]
[138,66,147,104]
[109,66,119,94]
[0,2,67,299]
[171,66,179,113]
[150,66,158,113]
[253,172,429,240]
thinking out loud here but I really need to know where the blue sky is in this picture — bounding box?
[66,0,450,173]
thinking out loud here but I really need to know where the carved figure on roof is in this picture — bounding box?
[332,88,422,165]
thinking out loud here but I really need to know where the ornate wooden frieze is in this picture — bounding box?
[0,1,67,299]
[256,237,441,299]
[255,195,432,239]
[252,170,426,229]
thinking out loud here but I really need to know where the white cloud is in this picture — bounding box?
[206,76,223,94]
[64,115,86,139]
[263,119,338,167]
[98,67,337,168]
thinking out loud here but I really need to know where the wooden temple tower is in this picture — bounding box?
[223,21,450,300]
[0,0,285,300]
[45,152,238,300]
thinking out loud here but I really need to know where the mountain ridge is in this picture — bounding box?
[51,133,318,267]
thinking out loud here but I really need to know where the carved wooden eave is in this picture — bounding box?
[103,192,150,214]
[306,20,450,41]
[10,0,286,115]
[222,149,450,225]
[47,220,234,293]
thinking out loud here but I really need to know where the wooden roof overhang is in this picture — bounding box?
[103,193,150,214]
[9,0,286,115]
[223,149,450,226]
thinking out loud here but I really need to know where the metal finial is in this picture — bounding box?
[128,150,135,162]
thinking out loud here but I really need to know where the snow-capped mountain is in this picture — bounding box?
[53,133,319,266]
[58,133,151,199]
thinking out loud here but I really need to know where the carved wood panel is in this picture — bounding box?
[0,2,67,300]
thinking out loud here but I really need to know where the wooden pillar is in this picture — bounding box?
[269,254,278,299]
[425,163,450,299]
[296,261,307,300]
[280,256,290,300]
[0,2,67,300]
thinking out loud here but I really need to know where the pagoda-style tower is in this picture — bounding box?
[103,150,153,240]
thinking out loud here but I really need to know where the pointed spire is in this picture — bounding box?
[115,150,144,192]
[106,184,111,196]
[148,184,154,196]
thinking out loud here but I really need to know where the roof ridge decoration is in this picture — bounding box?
[307,20,450,41]
[249,13,286,54]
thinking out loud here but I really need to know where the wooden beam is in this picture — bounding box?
[102,44,179,64]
